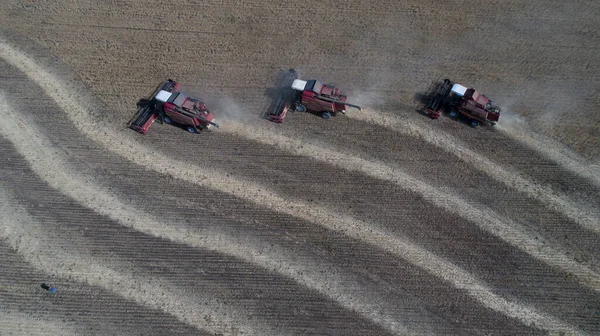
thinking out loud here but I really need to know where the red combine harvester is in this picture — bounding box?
[129,79,219,134]
[426,79,501,127]
[268,69,361,123]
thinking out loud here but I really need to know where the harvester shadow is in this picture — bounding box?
[413,81,437,119]
[263,69,296,120]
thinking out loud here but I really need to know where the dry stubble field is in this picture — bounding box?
[1,0,599,335]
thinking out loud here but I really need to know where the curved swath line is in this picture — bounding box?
[0,311,79,336]
[0,192,261,336]
[497,123,600,188]
[345,110,600,234]
[0,100,417,335]
[221,121,600,289]
[0,106,578,336]
[0,43,584,335]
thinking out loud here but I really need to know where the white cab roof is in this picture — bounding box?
[451,83,467,96]
[292,79,307,91]
[155,90,172,102]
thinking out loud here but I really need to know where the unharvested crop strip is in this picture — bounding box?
[0,192,269,336]
[346,110,600,234]
[0,97,423,335]
[0,42,583,334]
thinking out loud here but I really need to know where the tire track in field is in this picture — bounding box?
[346,109,600,235]
[0,96,417,335]
[219,119,600,289]
[0,42,584,335]
[0,311,79,336]
[0,191,256,336]
[497,122,600,188]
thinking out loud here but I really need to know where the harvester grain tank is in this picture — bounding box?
[129,79,219,134]
[268,69,361,123]
[426,79,501,127]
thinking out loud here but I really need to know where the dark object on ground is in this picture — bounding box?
[41,283,57,293]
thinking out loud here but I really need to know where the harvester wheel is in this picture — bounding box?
[164,116,172,124]
[322,111,331,119]
[470,120,479,128]
[187,126,197,133]
[295,104,307,112]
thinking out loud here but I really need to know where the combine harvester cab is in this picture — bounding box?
[129,79,219,134]
[268,69,361,122]
[425,79,501,127]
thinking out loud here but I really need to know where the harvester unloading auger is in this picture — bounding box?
[268,69,362,123]
[129,79,219,134]
[425,79,502,127]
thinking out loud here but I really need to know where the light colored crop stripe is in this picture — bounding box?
[346,110,600,235]
[497,123,600,188]
[0,97,419,335]
[0,311,80,336]
[0,190,266,336]
[0,41,584,334]
[221,120,600,292]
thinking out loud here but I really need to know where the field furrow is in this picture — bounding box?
[1,1,599,334]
